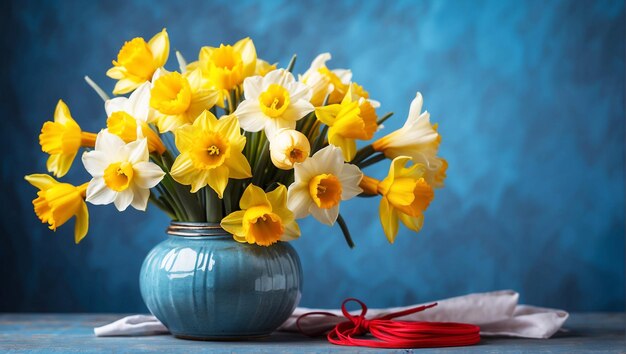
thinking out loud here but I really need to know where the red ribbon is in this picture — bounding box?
[296,298,481,349]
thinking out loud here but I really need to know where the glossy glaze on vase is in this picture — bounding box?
[139,222,302,340]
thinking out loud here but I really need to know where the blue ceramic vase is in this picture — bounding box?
[139,222,303,340]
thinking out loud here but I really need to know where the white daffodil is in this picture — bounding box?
[269,129,310,170]
[299,53,352,106]
[234,69,314,138]
[104,82,165,154]
[372,92,446,188]
[82,131,165,211]
[105,81,152,122]
[287,145,362,225]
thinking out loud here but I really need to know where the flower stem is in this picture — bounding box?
[205,187,223,223]
[149,192,177,219]
[336,214,355,248]
[357,153,386,169]
[312,124,329,153]
[352,144,375,164]
[376,112,394,125]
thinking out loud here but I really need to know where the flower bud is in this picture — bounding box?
[269,129,311,170]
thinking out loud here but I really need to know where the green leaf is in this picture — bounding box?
[286,54,297,73]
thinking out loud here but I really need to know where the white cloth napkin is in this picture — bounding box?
[94,290,569,339]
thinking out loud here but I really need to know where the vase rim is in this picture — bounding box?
[167,221,229,237]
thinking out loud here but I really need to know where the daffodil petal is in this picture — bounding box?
[130,185,150,211]
[282,99,314,122]
[311,145,343,176]
[172,125,195,151]
[234,100,265,132]
[194,110,218,131]
[334,69,352,84]
[220,210,246,237]
[123,138,149,165]
[339,163,363,200]
[47,152,76,178]
[280,220,300,241]
[133,161,165,188]
[243,75,264,100]
[106,66,125,80]
[170,154,196,183]
[25,174,58,190]
[184,68,203,90]
[328,133,356,161]
[54,100,74,125]
[224,151,252,179]
[217,114,242,142]
[264,69,294,88]
[233,37,257,77]
[74,201,89,244]
[408,92,424,122]
[266,185,287,209]
[113,78,142,95]
[86,177,116,205]
[264,118,294,140]
[310,204,339,226]
[112,189,132,211]
[240,184,269,209]
[206,166,229,198]
[129,82,152,122]
[287,183,313,219]
[189,170,210,193]
[315,105,341,126]
[287,82,313,102]
[95,131,126,155]
[379,198,399,243]
[105,97,128,117]
[148,28,170,67]
[81,150,109,177]
[399,212,424,233]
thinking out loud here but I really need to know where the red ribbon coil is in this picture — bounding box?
[296,298,481,349]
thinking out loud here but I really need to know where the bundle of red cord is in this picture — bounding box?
[296,298,481,349]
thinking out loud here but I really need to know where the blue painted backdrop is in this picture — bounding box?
[1,0,624,312]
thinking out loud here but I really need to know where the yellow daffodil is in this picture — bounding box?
[24,174,89,244]
[376,156,434,243]
[149,68,220,132]
[106,29,170,95]
[315,86,378,161]
[193,37,257,106]
[105,82,166,154]
[82,132,165,211]
[255,58,277,76]
[234,69,314,138]
[269,129,310,170]
[170,112,251,196]
[372,92,447,188]
[287,145,362,225]
[299,53,352,106]
[221,184,300,246]
[39,100,97,178]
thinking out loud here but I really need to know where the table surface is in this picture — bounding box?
[0,313,624,353]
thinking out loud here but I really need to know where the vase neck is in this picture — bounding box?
[167,222,230,237]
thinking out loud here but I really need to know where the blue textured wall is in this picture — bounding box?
[1,0,624,312]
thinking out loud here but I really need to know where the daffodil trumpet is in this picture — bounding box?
[26,31,446,247]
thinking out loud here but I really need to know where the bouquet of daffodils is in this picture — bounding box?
[25,29,447,247]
